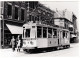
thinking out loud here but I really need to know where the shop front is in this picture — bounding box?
[3,23,23,48]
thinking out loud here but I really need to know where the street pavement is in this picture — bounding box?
[0,43,79,57]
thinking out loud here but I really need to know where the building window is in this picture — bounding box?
[15,7,18,20]
[35,16,39,21]
[29,1,38,9]
[48,14,50,16]
[32,16,34,21]
[69,27,73,31]
[37,26,42,38]
[48,28,52,38]
[7,4,12,19]
[21,9,24,21]
[43,12,45,15]
[43,27,47,38]
[65,23,68,29]
[67,24,69,29]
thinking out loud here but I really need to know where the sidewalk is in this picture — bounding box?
[0,48,24,57]
[0,43,79,57]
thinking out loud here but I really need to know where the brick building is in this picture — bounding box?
[0,1,55,48]
[0,1,78,48]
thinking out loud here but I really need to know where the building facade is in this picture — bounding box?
[0,1,55,48]
[0,1,38,48]
[0,1,78,48]
[54,10,78,43]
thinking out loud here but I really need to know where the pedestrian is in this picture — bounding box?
[10,36,16,52]
[17,35,21,52]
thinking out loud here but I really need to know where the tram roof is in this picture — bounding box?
[23,21,56,28]
[23,21,69,31]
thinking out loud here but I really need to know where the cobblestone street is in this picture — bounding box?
[0,43,79,57]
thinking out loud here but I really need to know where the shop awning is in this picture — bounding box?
[6,24,23,34]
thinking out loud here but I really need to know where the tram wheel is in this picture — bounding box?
[54,47,58,50]
[63,46,67,49]
[23,49,28,53]
[23,49,26,51]
[57,46,60,50]
[27,49,33,53]
[63,45,70,49]
[66,45,70,48]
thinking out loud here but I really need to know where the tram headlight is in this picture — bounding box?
[30,41,33,45]
[23,41,26,44]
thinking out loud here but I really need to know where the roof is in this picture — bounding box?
[54,10,74,22]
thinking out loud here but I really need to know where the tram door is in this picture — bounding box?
[58,30,62,46]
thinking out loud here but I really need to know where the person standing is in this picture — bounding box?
[11,36,16,52]
[17,35,21,52]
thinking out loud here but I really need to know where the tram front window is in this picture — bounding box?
[37,26,42,38]
[25,29,30,38]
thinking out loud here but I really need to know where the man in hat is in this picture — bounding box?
[11,36,16,52]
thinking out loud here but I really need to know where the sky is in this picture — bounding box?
[40,1,79,18]
[40,1,79,30]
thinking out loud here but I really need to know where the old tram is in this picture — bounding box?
[22,21,70,53]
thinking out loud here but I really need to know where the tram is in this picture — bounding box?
[22,21,70,53]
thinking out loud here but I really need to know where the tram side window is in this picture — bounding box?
[37,26,42,38]
[48,28,52,38]
[43,27,47,38]
[25,29,30,37]
[66,32,68,38]
[53,29,57,38]
[63,31,65,38]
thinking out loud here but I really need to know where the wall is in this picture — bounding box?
[54,19,64,27]
[54,10,73,22]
